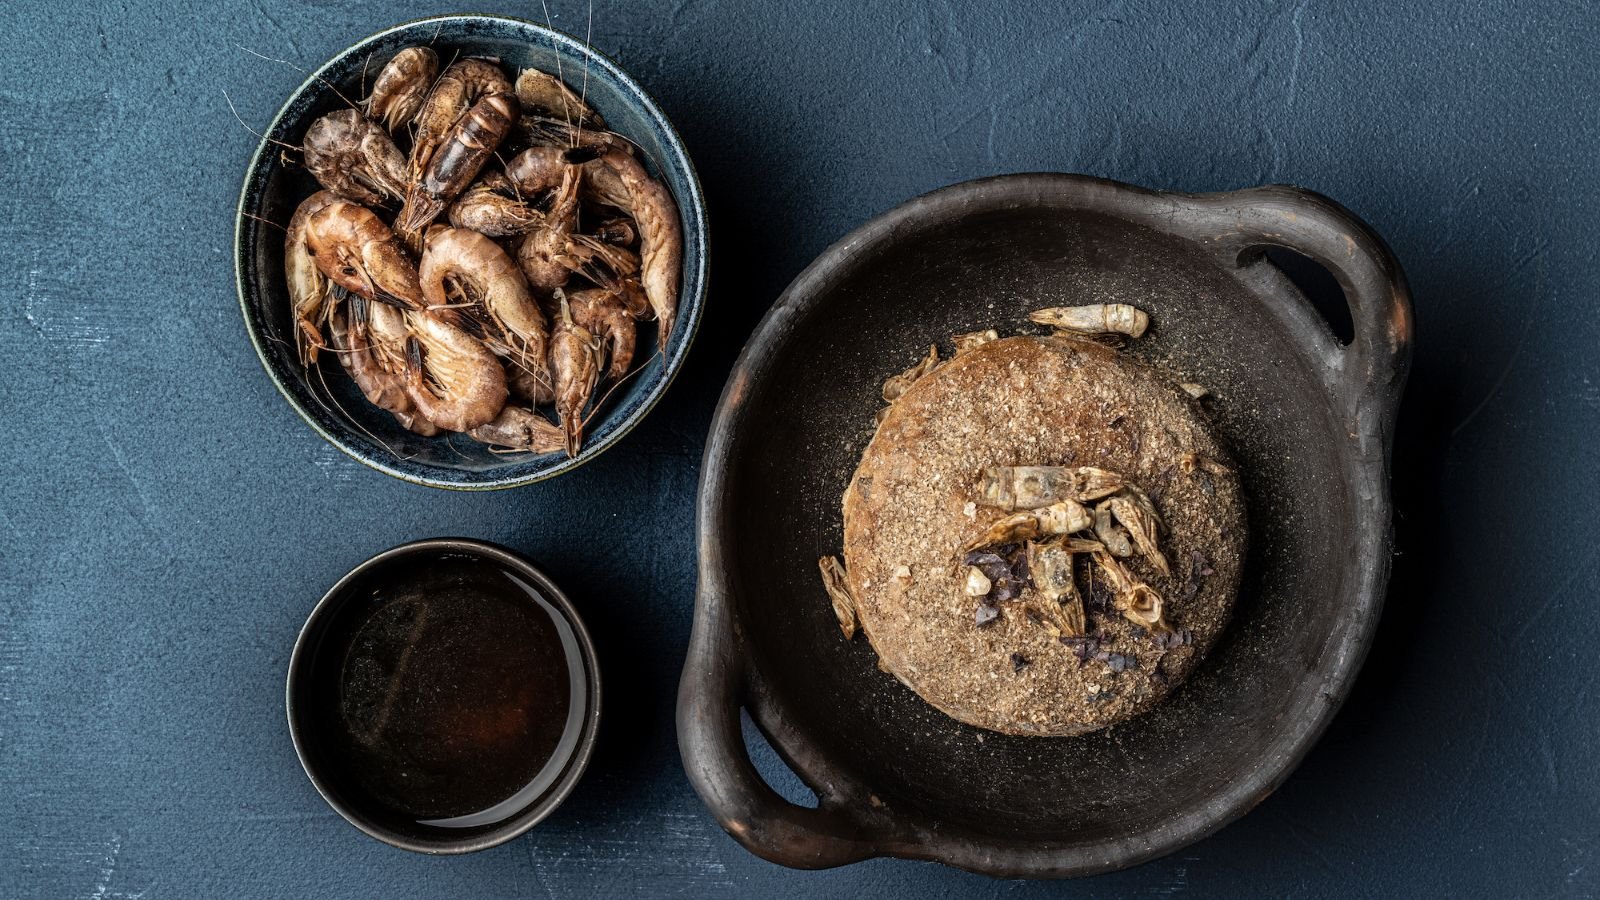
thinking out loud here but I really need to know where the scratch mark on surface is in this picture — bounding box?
[247,0,303,60]
[525,840,558,900]
[1279,817,1341,877]
[1150,859,1191,894]
[21,249,119,353]
[1286,0,1309,108]
[1442,701,1493,822]
[310,443,359,482]
[1511,542,1600,642]
[224,810,340,823]
[90,410,174,559]
[985,105,999,165]
[23,250,46,341]
[1450,238,1546,438]
[88,833,148,900]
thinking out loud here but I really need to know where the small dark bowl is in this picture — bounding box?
[680,174,1412,876]
[287,538,602,854]
[235,15,707,489]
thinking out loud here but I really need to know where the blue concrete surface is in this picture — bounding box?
[2,0,1596,896]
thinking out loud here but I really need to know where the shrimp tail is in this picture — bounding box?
[656,307,675,353]
[563,417,583,458]
[467,405,564,454]
[394,193,446,255]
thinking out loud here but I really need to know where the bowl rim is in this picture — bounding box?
[679,172,1412,876]
[285,537,603,854]
[234,13,708,490]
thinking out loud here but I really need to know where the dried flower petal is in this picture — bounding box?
[975,603,1000,627]
[963,500,1092,550]
[1029,303,1149,338]
[817,556,858,639]
[979,466,1126,511]
[952,329,1000,355]
[882,344,940,402]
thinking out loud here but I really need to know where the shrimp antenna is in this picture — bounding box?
[308,352,412,463]
[579,345,659,429]
[538,0,576,147]
[359,50,374,101]
[221,89,299,152]
[240,211,289,233]
[236,44,363,112]
[442,432,474,461]
[577,0,593,147]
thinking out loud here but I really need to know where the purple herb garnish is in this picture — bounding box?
[975,603,1000,627]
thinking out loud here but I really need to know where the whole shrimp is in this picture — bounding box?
[396,91,520,251]
[284,190,342,365]
[567,285,636,383]
[365,47,438,133]
[302,109,409,206]
[330,298,440,437]
[306,203,504,431]
[409,58,513,178]
[467,405,564,453]
[420,226,553,404]
[304,201,425,307]
[584,148,682,350]
[514,68,604,129]
[549,291,601,457]
[504,145,570,196]
[447,170,542,237]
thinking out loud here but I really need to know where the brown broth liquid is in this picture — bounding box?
[305,551,586,831]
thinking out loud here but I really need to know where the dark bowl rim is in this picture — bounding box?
[234,13,708,491]
[284,537,604,854]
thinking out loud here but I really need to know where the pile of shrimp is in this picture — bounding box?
[285,47,682,457]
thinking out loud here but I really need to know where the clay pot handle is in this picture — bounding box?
[676,581,884,869]
[1205,185,1414,436]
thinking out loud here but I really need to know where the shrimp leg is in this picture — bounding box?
[567,286,637,383]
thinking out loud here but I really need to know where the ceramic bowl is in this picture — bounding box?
[286,538,602,853]
[236,15,707,489]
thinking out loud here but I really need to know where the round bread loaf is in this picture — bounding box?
[841,335,1246,735]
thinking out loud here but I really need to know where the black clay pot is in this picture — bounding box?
[679,174,1411,877]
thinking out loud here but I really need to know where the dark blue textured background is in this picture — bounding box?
[3,1,1596,896]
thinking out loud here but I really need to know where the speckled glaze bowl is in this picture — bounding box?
[235,15,707,489]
